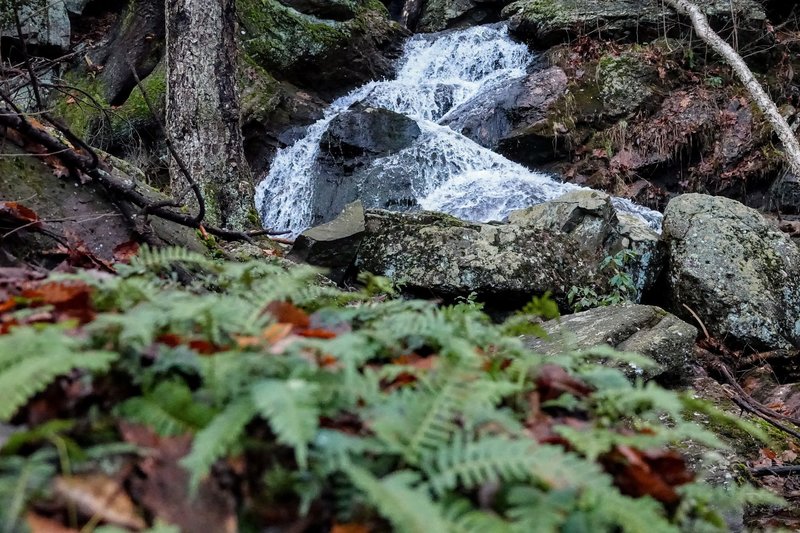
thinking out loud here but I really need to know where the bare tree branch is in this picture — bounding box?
[664,0,800,175]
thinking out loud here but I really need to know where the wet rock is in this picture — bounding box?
[523,304,698,381]
[417,0,509,32]
[64,0,92,15]
[502,0,766,47]
[508,190,664,297]
[354,209,606,305]
[663,194,800,350]
[321,105,422,156]
[442,66,567,153]
[290,201,366,282]
[238,0,408,95]
[311,106,422,225]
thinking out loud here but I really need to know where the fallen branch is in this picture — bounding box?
[750,465,800,477]
[0,107,287,242]
[664,0,800,175]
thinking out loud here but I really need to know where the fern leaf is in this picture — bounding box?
[424,435,594,497]
[180,397,256,492]
[344,465,454,533]
[116,381,214,436]
[130,245,216,272]
[251,378,320,469]
[0,326,118,421]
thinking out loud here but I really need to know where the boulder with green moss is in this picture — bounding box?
[502,0,766,46]
[354,209,607,304]
[597,52,656,117]
[416,0,509,32]
[664,194,800,350]
[237,0,408,93]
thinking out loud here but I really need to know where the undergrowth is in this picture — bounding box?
[0,246,779,532]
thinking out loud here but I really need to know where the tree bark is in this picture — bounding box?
[165,0,253,230]
[664,0,800,176]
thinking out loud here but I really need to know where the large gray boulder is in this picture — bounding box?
[311,106,423,225]
[508,190,663,298]
[441,66,568,154]
[523,304,697,380]
[2,1,71,52]
[354,209,606,303]
[501,0,766,46]
[664,194,800,350]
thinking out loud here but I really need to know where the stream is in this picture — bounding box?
[255,25,663,236]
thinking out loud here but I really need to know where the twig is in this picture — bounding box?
[683,303,710,339]
[750,465,800,477]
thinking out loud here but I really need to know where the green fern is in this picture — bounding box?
[128,244,217,272]
[0,326,118,421]
[116,381,215,436]
[423,435,596,497]
[251,378,321,469]
[181,397,257,492]
[344,465,454,533]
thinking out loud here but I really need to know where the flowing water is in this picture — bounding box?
[255,25,663,236]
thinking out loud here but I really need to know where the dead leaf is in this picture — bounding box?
[113,241,140,263]
[0,201,42,229]
[266,301,310,328]
[54,474,146,530]
[262,322,293,344]
[601,446,693,506]
[535,364,593,401]
[332,524,371,533]
[21,281,95,324]
[25,513,78,533]
[120,423,237,533]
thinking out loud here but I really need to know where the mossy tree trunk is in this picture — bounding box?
[165,0,254,230]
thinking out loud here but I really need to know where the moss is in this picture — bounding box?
[110,63,166,143]
[237,0,349,72]
[50,71,110,141]
[238,55,283,123]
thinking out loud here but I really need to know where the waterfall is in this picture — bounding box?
[255,25,663,236]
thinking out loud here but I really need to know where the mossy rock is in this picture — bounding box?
[237,0,407,93]
[597,52,656,117]
[502,0,766,46]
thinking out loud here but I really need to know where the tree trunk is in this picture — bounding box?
[165,0,253,230]
[664,0,800,176]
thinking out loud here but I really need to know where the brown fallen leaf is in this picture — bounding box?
[120,423,237,533]
[0,201,42,229]
[113,240,141,263]
[26,512,78,533]
[534,364,593,402]
[332,524,371,533]
[54,473,146,530]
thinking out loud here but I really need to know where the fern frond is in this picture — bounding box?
[344,465,454,533]
[444,499,512,533]
[116,381,215,436]
[251,378,320,469]
[0,326,118,421]
[423,435,593,497]
[129,245,216,272]
[181,397,256,492]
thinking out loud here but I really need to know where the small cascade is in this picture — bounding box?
[255,25,663,236]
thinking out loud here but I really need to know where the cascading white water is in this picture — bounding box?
[255,25,662,236]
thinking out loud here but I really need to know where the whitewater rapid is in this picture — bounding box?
[255,25,662,236]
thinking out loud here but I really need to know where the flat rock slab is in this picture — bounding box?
[523,304,698,380]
